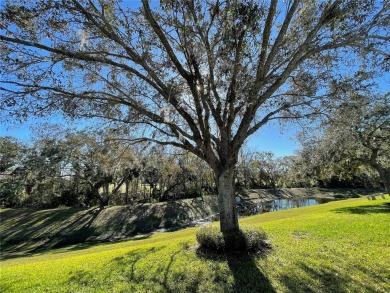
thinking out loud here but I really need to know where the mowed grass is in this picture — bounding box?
[1,197,389,292]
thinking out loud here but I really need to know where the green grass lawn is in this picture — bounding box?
[1,197,389,292]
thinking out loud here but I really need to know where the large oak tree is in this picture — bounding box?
[1,0,388,232]
[303,93,390,194]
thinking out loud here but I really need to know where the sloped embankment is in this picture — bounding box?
[0,196,218,255]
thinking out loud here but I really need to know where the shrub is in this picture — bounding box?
[0,181,24,207]
[196,225,270,254]
[177,187,201,199]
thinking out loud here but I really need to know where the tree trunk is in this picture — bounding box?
[217,168,239,233]
[125,180,129,204]
[376,167,390,195]
[99,195,109,207]
[90,187,108,208]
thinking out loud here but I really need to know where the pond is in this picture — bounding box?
[238,197,337,216]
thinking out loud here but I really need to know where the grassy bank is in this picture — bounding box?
[0,196,218,256]
[1,188,382,256]
[1,196,389,292]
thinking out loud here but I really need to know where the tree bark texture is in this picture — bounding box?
[376,167,390,195]
[217,168,239,233]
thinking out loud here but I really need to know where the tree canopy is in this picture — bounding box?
[298,92,390,193]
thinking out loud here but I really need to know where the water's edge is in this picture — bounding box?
[238,197,338,216]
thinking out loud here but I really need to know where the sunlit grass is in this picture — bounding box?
[1,197,389,292]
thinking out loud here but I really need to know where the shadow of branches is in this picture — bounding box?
[66,245,200,292]
[64,240,275,293]
[196,247,275,293]
[0,207,103,259]
[333,203,390,215]
[279,261,383,293]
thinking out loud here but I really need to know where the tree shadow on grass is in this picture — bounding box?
[280,262,347,293]
[333,203,390,215]
[1,203,194,261]
[1,207,84,243]
[66,245,195,292]
[66,241,272,292]
[227,255,275,293]
[196,248,275,293]
[67,247,162,284]
[279,261,382,293]
[0,207,104,260]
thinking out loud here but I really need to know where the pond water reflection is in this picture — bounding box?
[238,197,336,216]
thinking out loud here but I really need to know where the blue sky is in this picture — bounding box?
[245,122,300,157]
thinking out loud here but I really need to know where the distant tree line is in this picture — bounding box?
[0,130,215,208]
[235,149,382,192]
[1,128,384,209]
